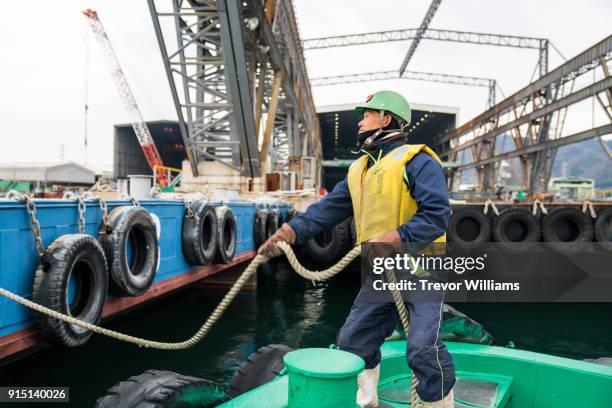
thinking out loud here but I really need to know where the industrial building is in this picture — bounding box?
[0,162,111,194]
[318,102,458,190]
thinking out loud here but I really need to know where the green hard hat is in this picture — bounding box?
[355,90,412,125]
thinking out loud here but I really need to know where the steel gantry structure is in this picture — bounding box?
[304,28,551,78]
[310,70,497,108]
[147,0,320,179]
[303,27,554,109]
[399,0,443,75]
[437,36,612,193]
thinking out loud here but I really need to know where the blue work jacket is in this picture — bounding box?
[288,138,451,245]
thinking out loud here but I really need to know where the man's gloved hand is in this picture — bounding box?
[258,223,297,258]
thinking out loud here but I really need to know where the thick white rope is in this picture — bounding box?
[1,239,419,396]
[532,199,548,216]
[0,243,362,350]
[482,199,500,216]
[582,200,597,218]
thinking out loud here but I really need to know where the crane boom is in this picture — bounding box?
[82,9,168,187]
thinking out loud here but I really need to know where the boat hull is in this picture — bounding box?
[0,198,287,362]
[223,340,612,407]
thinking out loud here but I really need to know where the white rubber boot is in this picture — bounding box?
[417,389,454,408]
[357,364,380,408]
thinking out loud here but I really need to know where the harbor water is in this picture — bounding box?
[2,260,612,407]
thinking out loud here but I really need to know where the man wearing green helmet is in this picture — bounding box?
[260,90,455,407]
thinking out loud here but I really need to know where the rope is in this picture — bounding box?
[582,200,597,218]
[376,259,418,406]
[0,240,419,395]
[532,199,548,216]
[0,242,361,350]
[482,199,499,216]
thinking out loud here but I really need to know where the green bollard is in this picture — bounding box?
[283,348,365,408]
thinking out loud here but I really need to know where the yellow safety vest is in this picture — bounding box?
[347,143,448,245]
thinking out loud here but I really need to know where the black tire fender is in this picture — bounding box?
[285,207,298,223]
[542,206,593,253]
[266,209,281,239]
[448,207,491,248]
[492,207,541,253]
[182,200,218,265]
[32,234,108,347]
[98,206,159,297]
[95,369,228,408]
[594,207,612,249]
[304,217,352,265]
[215,206,237,264]
[254,209,269,249]
[228,344,294,398]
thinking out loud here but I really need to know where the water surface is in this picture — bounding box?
[3,260,612,407]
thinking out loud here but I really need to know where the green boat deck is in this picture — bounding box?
[378,372,513,407]
[221,340,612,408]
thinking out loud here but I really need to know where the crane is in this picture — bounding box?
[82,9,168,187]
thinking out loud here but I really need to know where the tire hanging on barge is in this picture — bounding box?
[285,207,298,223]
[594,207,612,249]
[215,206,237,264]
[182,200,218,265]
[492,207,541,253]
[32,234,108,347]
[254,209,269,249]
[448,206,491,248]
[349,216,357,245]
[542,206,593,254]
[266,208,281,239]
[98,206,159,297]
[304,217,352,265]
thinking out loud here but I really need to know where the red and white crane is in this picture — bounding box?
[82,9,168,187]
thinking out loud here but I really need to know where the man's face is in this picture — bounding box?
[358,109,392,134]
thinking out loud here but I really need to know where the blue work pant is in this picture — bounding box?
[337,288,456,402]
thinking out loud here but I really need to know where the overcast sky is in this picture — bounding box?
[0,0,609,170]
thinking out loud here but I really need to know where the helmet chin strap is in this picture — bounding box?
[360,110,387,149]
[352,110,408,153]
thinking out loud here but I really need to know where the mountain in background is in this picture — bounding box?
[552,138,612,188]
[457,136,612,188]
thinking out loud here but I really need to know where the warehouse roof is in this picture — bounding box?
[0,161,106,184]
[316,101,460,115]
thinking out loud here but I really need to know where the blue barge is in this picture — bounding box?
[0,197,289,361]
